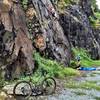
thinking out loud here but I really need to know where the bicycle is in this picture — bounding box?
[13,68,56,99]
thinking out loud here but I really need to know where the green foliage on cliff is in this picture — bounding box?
[64,0,71,4]
[0,52,79,87]
[0,73,5,88]
[90,0,100,28]
[91,0,100,12]
[21,0,28,10]
[91,0,97,10]
[89,12,100,28]
[72,48,100,67]
[33,52,79,79]
[57,0,78,12]
[95,12,100,19]
[89,16,97,27]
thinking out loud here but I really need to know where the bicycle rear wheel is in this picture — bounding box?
[42,77,56,95]
[13,81,32,99]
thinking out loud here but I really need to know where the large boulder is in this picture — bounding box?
[0,0,34,79]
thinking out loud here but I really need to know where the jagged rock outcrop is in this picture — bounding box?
[31,0,71,66]
[60,4,100,59]
[79,0,94,17]
[0,0,34,79]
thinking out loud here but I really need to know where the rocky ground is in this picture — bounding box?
[1,67,100,100]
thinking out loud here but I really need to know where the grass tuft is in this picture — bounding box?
[73,91,86,96]
[66,81,100,91]
[71,48,100,67]
[33,52,80,79]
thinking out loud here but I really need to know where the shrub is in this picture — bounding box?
[72,48,100,67]
[33,52,79,79]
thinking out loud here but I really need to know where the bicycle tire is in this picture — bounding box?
[42,77,56,95]
[13,81,32,99]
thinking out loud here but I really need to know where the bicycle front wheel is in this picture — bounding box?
[13,81,32,99]
[42,77,56,95]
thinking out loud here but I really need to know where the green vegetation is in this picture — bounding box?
[90,73,96,77]
[91,0,100,12]
[89,16,97,27]
[0,52,80,87]
[93,96,100,100]
[94,12,100,28]
[58,0,78,11]
[73,91,86,96]
[66,81,100,90]
[89,14,100,28]
[64,0,72,5]
[33,52,80,79]
[89,0,100,28]
[92,71,100,75]
[91,0,97,10]
[71,48,100,67]
[94,12,100,20]
[21,0,28,10]
[0,75,5,89]
[57,0,66,12]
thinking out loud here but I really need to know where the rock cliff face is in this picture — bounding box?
[0,0,34,79]
[30,0,71,66]
[0,0,71,79]
[60,3,100,59]
[79,0,94,17]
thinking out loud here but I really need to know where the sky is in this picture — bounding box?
[96,0,100,9]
